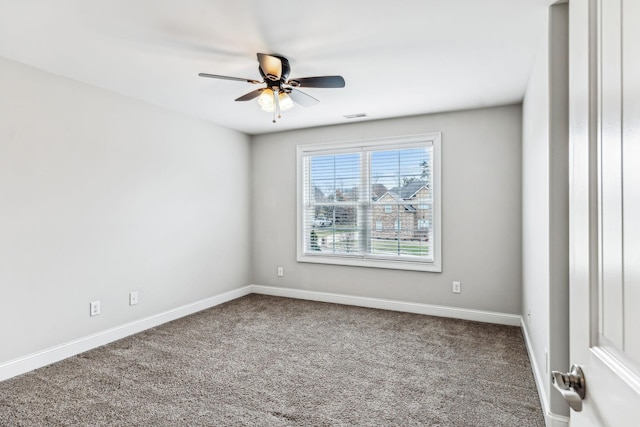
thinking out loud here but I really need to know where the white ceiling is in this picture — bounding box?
[0,0,552,135]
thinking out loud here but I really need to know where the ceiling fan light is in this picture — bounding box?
[258,89,294,113]
[258,88,275,111]
[279,93,294,111]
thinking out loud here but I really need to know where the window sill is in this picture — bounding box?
[297,253,442,272]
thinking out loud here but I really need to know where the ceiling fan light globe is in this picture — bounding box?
[258,88,275,111]
[279,93,294,111]
[258,89,294,113]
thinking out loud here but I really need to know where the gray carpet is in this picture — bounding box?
[0,294,544,426]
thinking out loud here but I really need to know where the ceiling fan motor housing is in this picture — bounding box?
[259,55,291,84]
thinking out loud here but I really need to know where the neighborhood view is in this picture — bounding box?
[303,146,434,261]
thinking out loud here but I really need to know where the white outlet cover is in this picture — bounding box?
[90,300,101,316]
[129,291,138,306]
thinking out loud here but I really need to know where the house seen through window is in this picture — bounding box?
[297,134,441,272]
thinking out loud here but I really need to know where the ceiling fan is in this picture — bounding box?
[199,53,345,123]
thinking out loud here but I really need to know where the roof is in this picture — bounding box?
[376,180,429,201]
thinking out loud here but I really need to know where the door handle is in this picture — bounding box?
[552,365,586,412]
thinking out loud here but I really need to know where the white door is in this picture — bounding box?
[567,0,640,425]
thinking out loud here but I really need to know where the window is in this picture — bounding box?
[297,133,441,272]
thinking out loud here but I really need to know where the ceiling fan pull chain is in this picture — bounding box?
[275,89,282,119]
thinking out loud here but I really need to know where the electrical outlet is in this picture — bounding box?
[277,267,284,277]
[90,300,101,316]
[129,291,138,306]
[452,281,461,294]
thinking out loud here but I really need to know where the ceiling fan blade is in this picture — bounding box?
[235,88,265,101]
[257,53,282,81]
[288,76,345,88]
[198,73,262,84]
[289,89,319,107]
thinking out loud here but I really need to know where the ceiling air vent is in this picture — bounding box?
[343,113,367,119]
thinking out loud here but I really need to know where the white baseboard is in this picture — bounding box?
[547,412,570,427]
[0,286,252,382]
[520,318,569,427]
[250,284,521,326]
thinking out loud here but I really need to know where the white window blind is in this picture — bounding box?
[297,134,441,272]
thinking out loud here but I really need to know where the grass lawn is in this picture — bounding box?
[313,226,430,257]
[371,239,430,256]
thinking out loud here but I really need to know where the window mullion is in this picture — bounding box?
[304,156,311,207]
[361,149,370,257]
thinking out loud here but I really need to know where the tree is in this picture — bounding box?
[313,186,326,202]
[402,177,418,187]
[420,159,431,188]
[309,230,321,251]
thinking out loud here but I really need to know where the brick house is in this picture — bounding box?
[371,182,431,241]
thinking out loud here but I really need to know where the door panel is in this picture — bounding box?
[599,0,623,349]
[568,0,640,425]
[622,0,640,362]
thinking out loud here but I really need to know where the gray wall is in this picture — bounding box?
[251,105,523,314]
[522,6,551,410]
[548,3,569,418]
[521,2,569,419]
[0,57,252,364]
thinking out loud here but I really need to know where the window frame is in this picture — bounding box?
[296,133,442,272]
